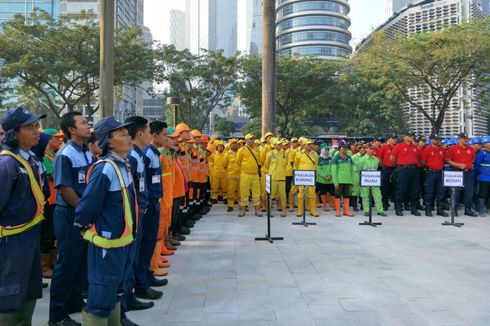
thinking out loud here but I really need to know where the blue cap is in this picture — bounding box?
[482,136,490,144]
[1,107,46,132]
[470,137,482,145]
[94,116,134,151]
[449,138,458,146]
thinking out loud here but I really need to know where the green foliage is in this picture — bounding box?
[154,45,238,130]
[0,10,154,123]
[354,17,490,133]
[241,119,262,137]
[214,116,236,136]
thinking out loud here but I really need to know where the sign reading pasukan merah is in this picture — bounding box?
[360,170,381,187]
[444,171,464,188]
[293,170,316,186]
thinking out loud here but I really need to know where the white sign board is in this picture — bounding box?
[293,170,316,186]
[265,173,271,194]
[360,170,381,187]
[444,171,464,187]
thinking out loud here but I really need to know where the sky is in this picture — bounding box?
[144,0,388,50]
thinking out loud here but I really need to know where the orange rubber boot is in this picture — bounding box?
[334,198,342,217]
[161,239,175,256]
[320,195,329,212]
[343,198,354,217]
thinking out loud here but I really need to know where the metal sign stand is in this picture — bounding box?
[442,187,464,227]
[359,187,382,227]
[292,170,317,227]
[256,174,284,243]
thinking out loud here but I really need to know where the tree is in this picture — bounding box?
[214,116,236,136]
[0,11,154,122]
[154,45,238,130]
[354,18,490,133]
[237,54,340,137]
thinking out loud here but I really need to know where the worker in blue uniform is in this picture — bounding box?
[49,111,92,326]
[0,107,46,325]
[134,121,167,300]
[474,136,490,217]
[75,116,137,325]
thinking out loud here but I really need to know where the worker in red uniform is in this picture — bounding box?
[379,134,397,211]
[446,132,477,217]
[421,133,448,217]
[391,131,421,216]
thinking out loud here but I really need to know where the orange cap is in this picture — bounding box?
[207,143,216,152]
[191,129,202,137]
[201,134,209,143]
[175,123,191,134]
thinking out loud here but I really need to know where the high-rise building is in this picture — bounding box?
[385,0,414,17]
[0,0,60,25]
[170,9,186,50]
[239,0,262,54]
[276,0,352,59]
[358,0,488,136]
[185,0,237,57]
[59,0,145,122]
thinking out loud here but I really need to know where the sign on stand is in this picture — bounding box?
[360,170,381,187]
[443,171,464,188]
[265,173,271,195]
[293,170,316,186]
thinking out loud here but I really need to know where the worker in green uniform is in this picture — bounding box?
[350,145,366,212]
[359,143,387,217]
[316,144,334,212]
[331,142,354,217]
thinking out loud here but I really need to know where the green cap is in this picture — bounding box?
[43,128,58,136]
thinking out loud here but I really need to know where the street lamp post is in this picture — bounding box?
[99,0,115,119]
[262,0,276,136]
[166,97,181,127]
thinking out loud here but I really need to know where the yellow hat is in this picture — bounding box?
[264,132,274,138]
[245,133,255,140]
[215,140,225,146]
[290,137,298,142]
[260,136,267,143]
[303,139,313,145]
[282,138,289,145]
[254,139,260,144]
[238,139,245,144]
[229,138,238,144]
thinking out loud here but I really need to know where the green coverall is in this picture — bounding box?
[359,154,384,214]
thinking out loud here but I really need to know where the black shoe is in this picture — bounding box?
[135,288,163,300]
[442,204,449,211]
[175,227,190,235]
[127,299,154,311]
[396,210,403,216]
[122,317,141,326]
[43,282,49,289]
[227,207,233,212]
[437,209,449,217]
[383,206,389,211]
[353,206,359,212]
[67,301,86,314]
[425,209,432,217]
[404,204,411,211]
[172,234,186,241]
[364,212,369,217]
[411,210,421,216]
[48,317,82,326]
[211,199,218,204]
[417,204,426,210]
[185,221,195,228]
[149,275,168,287]
[464,209,478,217]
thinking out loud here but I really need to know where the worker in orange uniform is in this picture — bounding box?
[210,140,227,203]
[193,132,209,215]
[199,135,212,211]
[189,130,204,221]
[236,134,263,217]
[225,139,240,212]
[168,127,187,242]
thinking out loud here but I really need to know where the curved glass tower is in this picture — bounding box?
[276,0,352,59]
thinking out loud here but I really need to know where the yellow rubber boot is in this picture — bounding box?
[280,198,287,217]
[310,199,319,217]
[297,198,304,217]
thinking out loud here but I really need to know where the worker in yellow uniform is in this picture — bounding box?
[265,138,288,217]
[236,134,263,217]
[225,139,240,212]
[210,140,227,203]
[287,138,299,211]
[294,139,319,217]
[259,132,274,211]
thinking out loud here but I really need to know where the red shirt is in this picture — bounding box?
[373,146,382,159]
[446,144,475,170]
[421,145,445,171]
[391,142,420,165]
[379,144,395,168]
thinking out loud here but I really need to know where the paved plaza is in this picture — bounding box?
[33,204,490,326]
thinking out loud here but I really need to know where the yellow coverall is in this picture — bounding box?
[294,150,319,217]
[211,151,227,200]
[236,145,262,207]
[226,150,240,208]
[265,149,287,215]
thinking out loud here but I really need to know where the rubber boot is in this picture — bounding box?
[320,195,329,212]
[160,256,169,264]
[351,196,359,212]
[343,198,354,217]
[309,199,319,217]
[161,239,175,255]
[238,206,246,217]
[41,253,53,278]
[477,198,487,217]
[425,205,433,217]
[316,195,321,208]
[280,198,287,217]
[334,198,342,217]
[297,198,304,217]
[288,193,295,212]
[255,205,263,217]
[108,302,121,326]
[153,269,168,277]
[82,308,107,326]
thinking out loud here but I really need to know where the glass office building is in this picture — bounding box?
[276,0,352,59]
[0,0,60,25]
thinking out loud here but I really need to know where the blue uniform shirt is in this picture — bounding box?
[143,144,163,200]
[128,144,149,210]
[75,152,137,239]
[0,147,40,226]
[475,149,490,182]
[54,140,93,207]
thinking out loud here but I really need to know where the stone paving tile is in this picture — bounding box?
[31,204,490,325]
